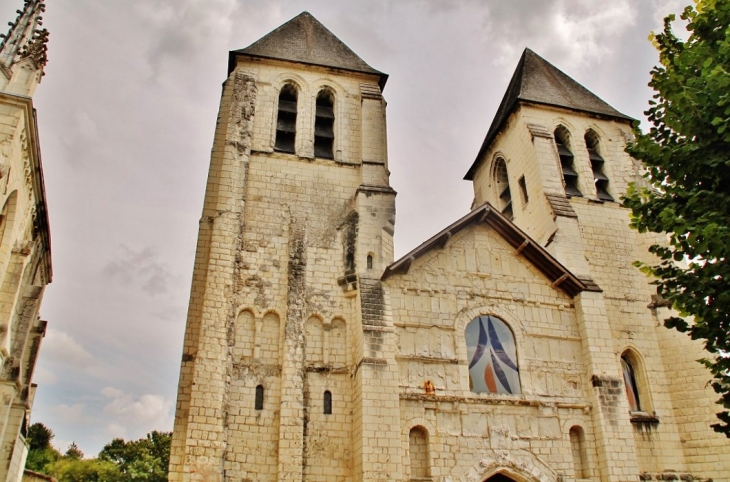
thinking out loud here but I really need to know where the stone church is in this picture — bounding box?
[169,12,730,482]
[0,2,52,481]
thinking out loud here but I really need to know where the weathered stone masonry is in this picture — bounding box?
[170,13,730,482]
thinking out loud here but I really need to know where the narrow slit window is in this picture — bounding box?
[554,128,582,197]
[518,175,528,205]
[323,390,332,415]
[367,254,373,270]
[585,132,613,201]
[493,158,513,220]
[255,385,264,411]
[275,84,297,154]
[314,89,335,159]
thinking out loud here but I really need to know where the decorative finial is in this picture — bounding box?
[0,0,47,71]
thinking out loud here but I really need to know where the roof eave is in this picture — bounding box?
[382,203,586,298]
[228,51,389,90]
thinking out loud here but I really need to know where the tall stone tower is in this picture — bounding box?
[0,1,52,481]
[463,49,730,480]
[169,12,398,481]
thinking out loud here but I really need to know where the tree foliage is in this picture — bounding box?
[25,424,172,482]
[98,431,171,482]
[622,0,730,436]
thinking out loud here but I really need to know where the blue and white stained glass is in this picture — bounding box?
[465,315,520,394]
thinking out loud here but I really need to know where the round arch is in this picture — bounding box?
[460,449,558,482]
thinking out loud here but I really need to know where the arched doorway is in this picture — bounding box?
[485,474,517,482]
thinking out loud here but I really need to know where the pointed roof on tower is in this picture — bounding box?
[229,12,388,89]
[465,48,633,180]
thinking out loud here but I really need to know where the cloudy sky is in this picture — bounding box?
[0,0,687,456]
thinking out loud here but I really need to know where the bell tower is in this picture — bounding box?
[169,12,401,481]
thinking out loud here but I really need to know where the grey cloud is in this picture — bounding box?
[102,246,174,296]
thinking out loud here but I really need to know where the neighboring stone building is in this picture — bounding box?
[170,12,730,482]
[0,2,52,482]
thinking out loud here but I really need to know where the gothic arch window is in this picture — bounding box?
[275,83,298,154]
[620,351,643,412]
[314,89,335,159]
[569,425,588,479]
[408,426,430,479]
[366,254,373,270]
[585,130,613,201]
[554,127,582,197]
[492,157,513,220]
[465,315,521,395]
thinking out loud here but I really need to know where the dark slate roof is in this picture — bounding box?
[229,12,388,89]
[464,48,633,180]
[381,203,586,298]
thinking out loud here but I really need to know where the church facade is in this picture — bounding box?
[0,2,52,481]
[170,12,730,482]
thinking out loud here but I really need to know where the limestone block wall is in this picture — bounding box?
[465,102,730,479]
[0,57,51,482]
[171,52,396,481]
[385,224,599,481]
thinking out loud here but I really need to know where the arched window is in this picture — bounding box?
[569,426,588,479]
[255,385,264,410]
[314,89,335,159]
[493,157,513,220]
[323,390,332,415]
[465,315,520,395]
[554,127,581,197]
[275,84,298,154]
[366,254,373,270]
[585,131,613,201]
[409,426,430,478]
[621,353,641,412]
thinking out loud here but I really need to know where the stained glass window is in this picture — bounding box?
[465,315,520,394]
[621,355,641,412]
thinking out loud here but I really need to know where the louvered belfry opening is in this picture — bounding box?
[275,84,298,153]
[585,131,613,201]
[493,157,513,220]
[554,127,581,197]
[314,89,335,159]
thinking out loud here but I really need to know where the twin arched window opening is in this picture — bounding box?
[554,126,613,201]
[275,84,335,159]
[465,315,521,395]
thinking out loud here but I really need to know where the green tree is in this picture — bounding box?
[25,423,61,473]
[47,458,121,482]
[623,0,730,436]
[65,442,83,461]
[98,431,172,482]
